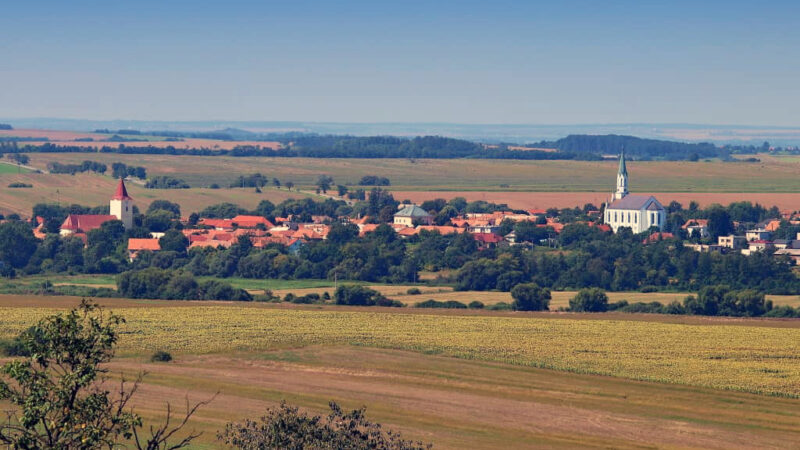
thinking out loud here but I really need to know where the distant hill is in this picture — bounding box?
[0,124,12,130]
[533,134,729,160]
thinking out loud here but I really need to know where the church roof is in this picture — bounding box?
[618,150,627,176]
[61,214,119,232]
[111,178,132,201]
[606,195,663,211]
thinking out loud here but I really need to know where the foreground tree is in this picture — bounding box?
[219,401,431,449]
[0,300,210,449]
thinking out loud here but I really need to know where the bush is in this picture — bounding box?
[218,400,430,449]
[487,302,512,311]
[150,350,173,362]
[334,285,403,307]
[510,283,551,311]
[406,287,422,295]
[569,288,609,312]
[468,300,485,309]
[8,182,32,188]
[291,293,320,304]
[414,299,467,309]
[763,305,800,318]
[0,337,29,357]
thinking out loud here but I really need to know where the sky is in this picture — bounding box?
[1,0,799,126]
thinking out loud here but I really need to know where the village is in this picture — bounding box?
[27,151,800,267]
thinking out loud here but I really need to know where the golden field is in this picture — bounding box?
[2,304,798,397]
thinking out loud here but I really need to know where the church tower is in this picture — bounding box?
[110,178,133,228]
[613,150,629,201]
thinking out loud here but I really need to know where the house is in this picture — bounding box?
[603,152,665,234]
[473,233,504,249]
[393,204,433,227]
[718,235,747,249]
[230,215,275,229]
[60,179,133,236]
[742,240,774,255]
[774,248,800,264]
[746,229,772,242]
[128,238,160,260]
[682,219,709,238]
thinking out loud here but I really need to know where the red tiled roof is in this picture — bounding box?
[60,214,118,232]
[473,233,504,243]
[231,215,275,228]
[128,238,161,251]
[111,178,132,201]
[643,232,675,244]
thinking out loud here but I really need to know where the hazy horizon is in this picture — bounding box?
[2,1,799,126]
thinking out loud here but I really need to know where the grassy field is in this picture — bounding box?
[0,161,30,174]
[1,296,798,448]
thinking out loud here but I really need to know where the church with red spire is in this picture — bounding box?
[60,178,134,236]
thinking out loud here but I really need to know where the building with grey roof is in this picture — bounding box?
[604,152,665,233]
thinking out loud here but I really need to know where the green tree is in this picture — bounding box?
[316,175,334,194]
[707,208,733,240]
[146,200,181,218]
[569,288,609,312]
[510,283,551,311]
[0,301,208,449]
[0,220,38,268]
[159,229,189,253]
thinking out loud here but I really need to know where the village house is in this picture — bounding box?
[393,204,433,227]
[603,152,665,234]
[745,228,772,242]
[682,219,709,238]
[127,238,160,260]
[718,234,747,249]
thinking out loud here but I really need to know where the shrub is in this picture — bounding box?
[414,299,467,309]
[406,287,422,295]
[468,300,485,309]
[487,302,512,311]
[218,400,430,449]
[150,350,173,362]
[510,283,551,311]
[639,285,658,293]
[334,285,401,307]
[291,293,320,304]
[763,305,800,318]
[569,288,609,312]
[8,182,32,188]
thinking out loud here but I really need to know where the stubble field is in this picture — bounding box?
[8,152,799,214]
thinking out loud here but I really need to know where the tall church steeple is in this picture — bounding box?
[109,178,133,228]
[613,149,629,201]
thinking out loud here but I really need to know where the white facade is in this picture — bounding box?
[604,200,665,233]
[604,152,665,234]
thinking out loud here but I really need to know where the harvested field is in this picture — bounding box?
[23,153,800,193]
[101,346,800,449]
[390,191,800,210]
[0,172,305,216]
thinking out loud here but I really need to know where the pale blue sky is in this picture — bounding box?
[1,0,798,125]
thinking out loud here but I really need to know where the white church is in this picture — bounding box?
[603,152,665,234]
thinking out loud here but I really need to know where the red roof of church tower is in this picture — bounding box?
[111,178,132,201]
